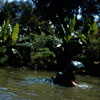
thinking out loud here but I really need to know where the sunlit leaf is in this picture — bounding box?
[68,34,72,41]
[11,23,19,45]
[3,19,10,41]
[88,22,98,35]
[69,16,76,32]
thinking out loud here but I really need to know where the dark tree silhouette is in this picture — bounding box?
[32,0,100,22]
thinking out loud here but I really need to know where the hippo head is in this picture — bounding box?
[52,61,85,86]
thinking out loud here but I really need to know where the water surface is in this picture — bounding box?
[0,67,99,100]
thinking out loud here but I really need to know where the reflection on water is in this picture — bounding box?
[77,84,92,89]
[0,67,100,100]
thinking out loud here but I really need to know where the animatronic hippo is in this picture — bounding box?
[52,61,85,87]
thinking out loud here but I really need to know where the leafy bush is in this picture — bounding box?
[0,20,19,45]
[28,33,63,69]
[2,32,62,69]
[85,38,100,63]
[0,46,8,65]
[30,48,56,70]
[0,20,19,66]
[31,33,62,52]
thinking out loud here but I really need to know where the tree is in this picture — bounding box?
[0,1,21,24]
[19,1,40,34]
[33,0,100,23]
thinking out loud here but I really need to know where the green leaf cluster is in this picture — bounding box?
[30,47,56,70]
[11,23,19,45]
[69,16,76,33]
[0,20,19,45]
[88,22,98,42]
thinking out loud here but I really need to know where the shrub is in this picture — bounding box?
[0,46,8,65]
[31,33,62,51]
[30,48,56,70]
[85,38,100,63]
[29,33,62,70]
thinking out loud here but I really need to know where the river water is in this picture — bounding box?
[0,67,99,100]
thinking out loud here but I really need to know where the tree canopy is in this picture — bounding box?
[33,0,100,22]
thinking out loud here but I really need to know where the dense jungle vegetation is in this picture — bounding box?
[0,0,100,76]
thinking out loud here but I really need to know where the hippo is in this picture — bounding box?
[52,61,85,87]
[26,61,85,87]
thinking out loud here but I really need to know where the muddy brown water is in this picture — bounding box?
[0,67,99,100]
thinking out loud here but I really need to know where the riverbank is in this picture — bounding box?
[0,1,100,77]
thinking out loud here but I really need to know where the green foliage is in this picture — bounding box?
[27,33,63,69]
[36,0,100,25]
[0,20,19,45]
[10,33,62,69]
[0,46,7,54]
[30,48,56,70]
[0,46,8,65]
[77,31,87,44]
[0,55,8,65]
[0,20,11,41]
[3,20,10,41]
[48,20,56,35]
[0,20,19,65]
[0,1,20,24]
[88,22,98,36]
[55,16,87,45]
[69,16,76,33]
[85,38,100,63]
[0,0,99,74]
[18,2,39,34]
[32,33,62,51]
[81,21,98,43]
[11,23,19,45]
